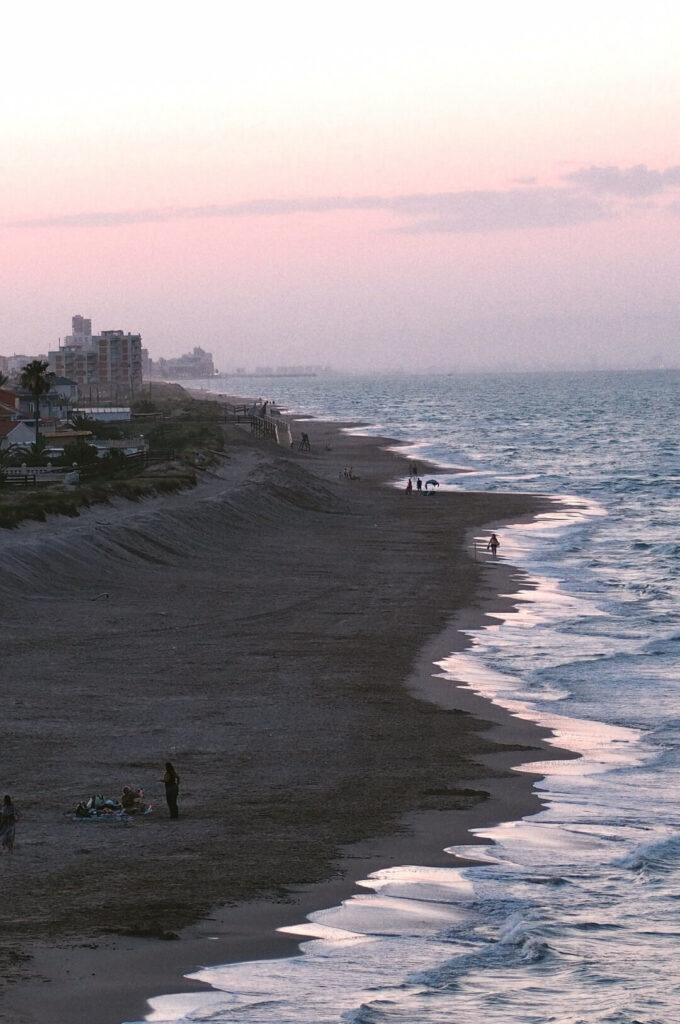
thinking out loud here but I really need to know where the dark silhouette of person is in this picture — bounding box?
[163,762,180,819]
[487,533,500,557]
[0,794,17,852]
[416,477,423,492]
[405,478,413,494]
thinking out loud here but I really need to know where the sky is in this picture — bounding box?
[3,1,680,373]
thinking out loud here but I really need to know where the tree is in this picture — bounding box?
[63,440,98,465]
[20,360,54,446]
[68,412,94,432]
[0,371,7,389]
[24,437,48,467]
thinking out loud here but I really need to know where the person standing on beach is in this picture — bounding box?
[487,533,500,557]
[405,478,413,494]
[163,762,180,819]
[0,795,17,852]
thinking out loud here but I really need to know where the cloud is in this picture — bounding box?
[389,188,611,233]
[9,163,680,234]
[5,186,613,234]
[6,196,390,229]
[563,163,680,196]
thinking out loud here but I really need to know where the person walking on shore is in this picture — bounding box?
[487,533,500,558]
[0,795,17,852]
[163,762,180,819]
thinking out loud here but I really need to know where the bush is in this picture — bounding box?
[144,397,224,453]
[0,385,219,528]
[60,441,99,465]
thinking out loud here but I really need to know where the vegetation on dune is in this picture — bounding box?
[0,384,224,528]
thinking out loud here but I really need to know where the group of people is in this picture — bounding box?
[123,762,179,819]
[1,762,181,853]
[94,763,180,819]
[126,761,179,818]
[405,462,420,494]
[119,786,149,814]
[405,476,424,494]
[403,464,502,559]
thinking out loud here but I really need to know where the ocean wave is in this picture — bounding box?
[612,832,680,873]
[118,371,680,1024]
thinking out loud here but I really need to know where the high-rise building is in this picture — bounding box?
[48,316,143,401]
[70,315,92,344]
[51,345,99,400]
[97,330,143,400]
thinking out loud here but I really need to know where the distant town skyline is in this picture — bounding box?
[2,3,680,372]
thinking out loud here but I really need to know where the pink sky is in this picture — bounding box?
[3,2,680,371]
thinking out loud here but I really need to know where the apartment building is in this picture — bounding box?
[49,316,143,401]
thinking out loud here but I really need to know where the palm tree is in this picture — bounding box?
[20,360,54,446]
[69,412,95,432]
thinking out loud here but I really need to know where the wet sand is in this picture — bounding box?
[0,413,570,1024]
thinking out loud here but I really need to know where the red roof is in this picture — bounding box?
[0,421,22,437]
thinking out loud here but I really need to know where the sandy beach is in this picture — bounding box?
[0,411,569,1024]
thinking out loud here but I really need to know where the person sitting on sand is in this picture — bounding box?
[120,786,145,814]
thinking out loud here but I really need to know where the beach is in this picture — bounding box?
[0,412,567,1024]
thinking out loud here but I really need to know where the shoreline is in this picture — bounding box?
[0,413,574,1024]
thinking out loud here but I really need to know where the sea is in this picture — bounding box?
[133,369,680,1024]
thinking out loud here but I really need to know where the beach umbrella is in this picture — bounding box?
[424,479,439,489]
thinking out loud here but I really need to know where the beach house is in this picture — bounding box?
[0,420,36,451]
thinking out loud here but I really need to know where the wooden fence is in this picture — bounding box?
[222,403,292,447]
[78,450,175,479]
